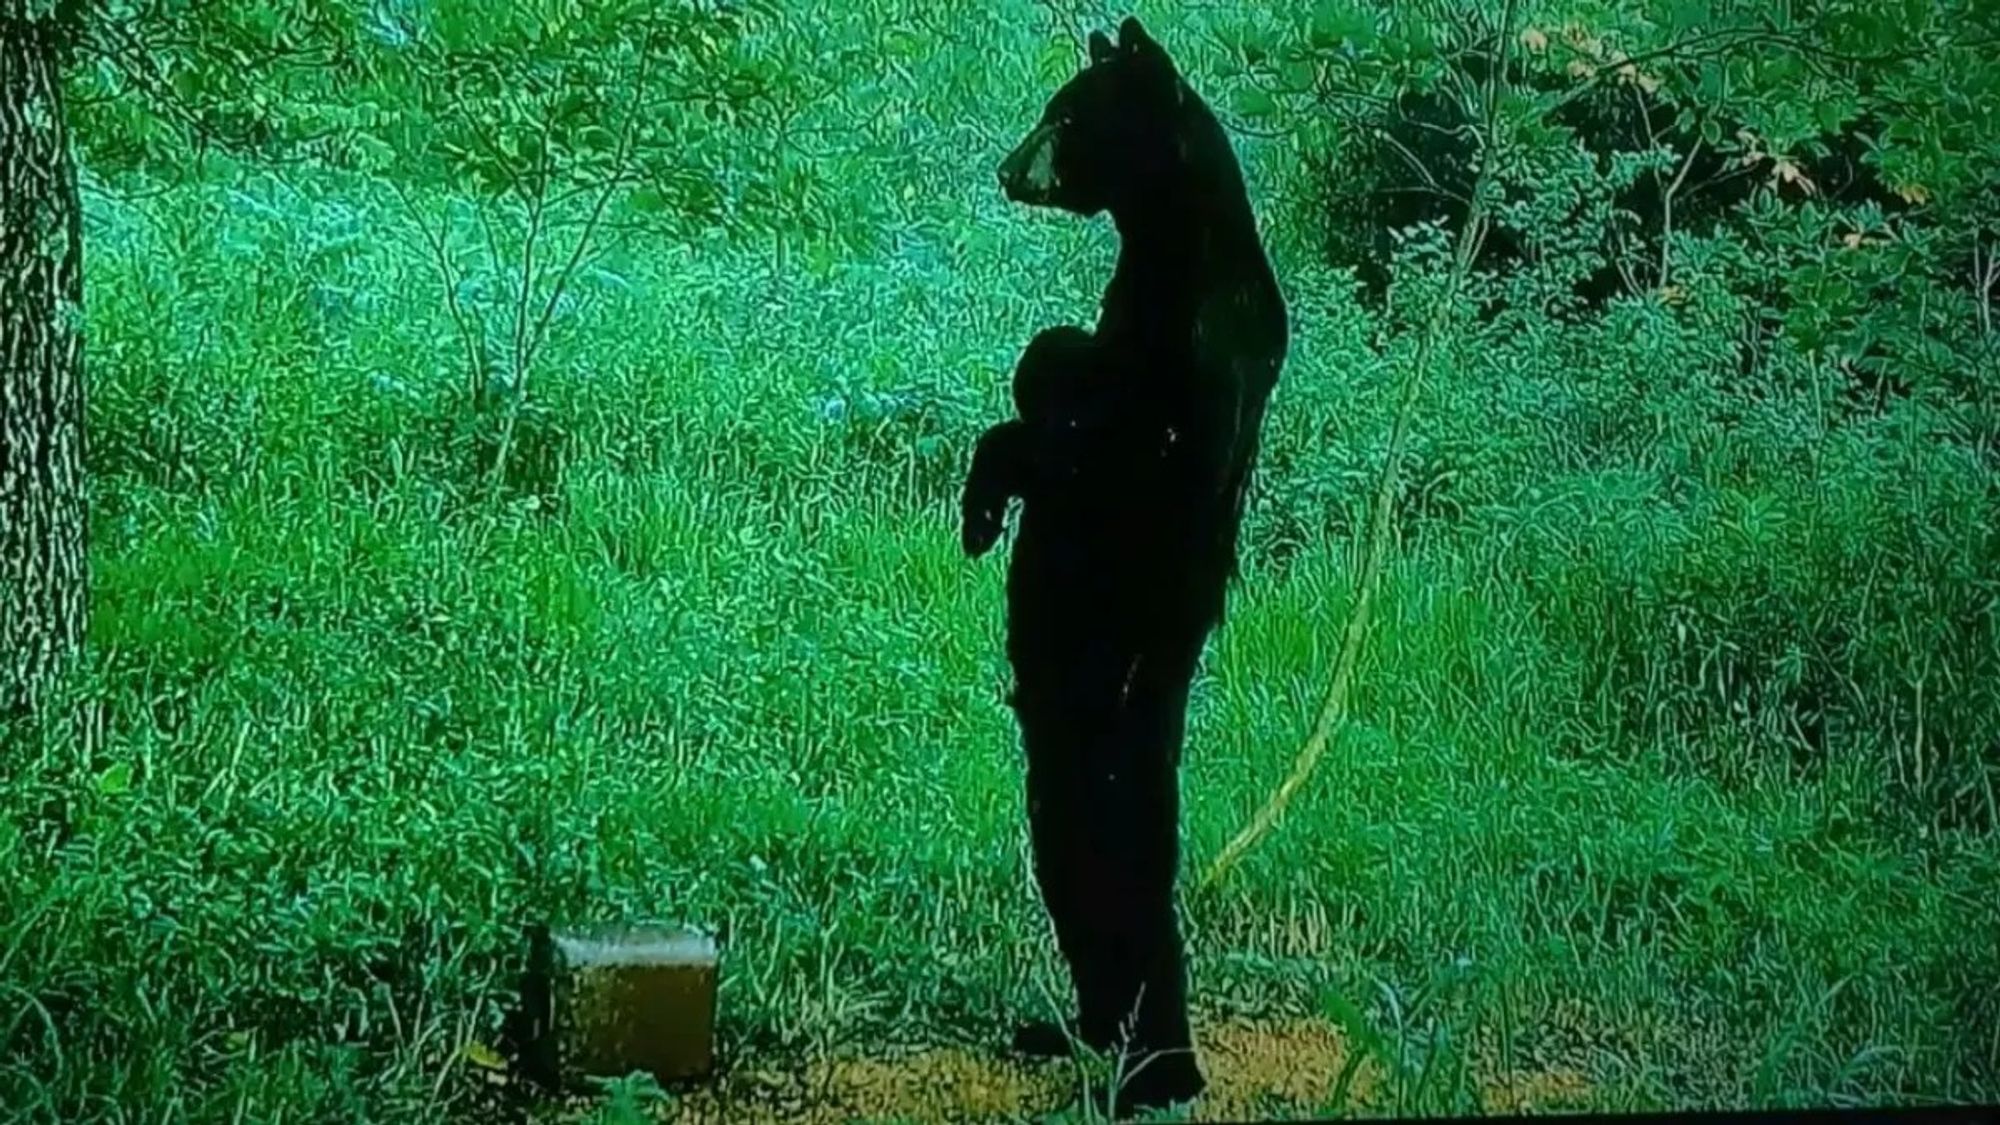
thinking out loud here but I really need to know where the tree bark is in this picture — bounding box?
[0,7,88,724]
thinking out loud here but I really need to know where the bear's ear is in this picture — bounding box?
[1117,17,1155,55]
[1087,29,1116,64]
[1117,16,1176,76]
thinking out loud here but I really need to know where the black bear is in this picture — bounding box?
[965,15,1288,1115]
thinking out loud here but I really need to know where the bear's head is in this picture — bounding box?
[996,16,1184,217]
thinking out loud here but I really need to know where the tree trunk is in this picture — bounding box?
[0,8,87,724]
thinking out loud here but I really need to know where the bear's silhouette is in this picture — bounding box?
[964,15,1288,1114]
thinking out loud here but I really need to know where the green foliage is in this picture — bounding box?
[1207,0,1998,322]
[1207,0,2000,828]
[4,1,1998,1121]
[66,0,885,249]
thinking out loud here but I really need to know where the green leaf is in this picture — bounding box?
[1232,85,1280,119]
[97,762,133,796]
[1308,0,1372,52]
[350,133,395,171]
[1036,37,1076,88]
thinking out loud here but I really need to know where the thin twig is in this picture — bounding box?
[1976,235,1996,339]
[1634,80,1705,292]
[1545,19,1926,120]
[484,30,656,497]
[391,181,486,404]
[1659,134,1703,288]
[1201,0,1518,891]
[508,130,552,391]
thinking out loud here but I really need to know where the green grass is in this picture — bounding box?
[6,9,2000,1121]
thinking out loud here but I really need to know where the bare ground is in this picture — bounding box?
[567,1014,1605,1123]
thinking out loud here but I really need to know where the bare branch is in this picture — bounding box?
[391,181,487,403]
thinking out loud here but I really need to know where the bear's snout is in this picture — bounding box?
[999,122,1061,204]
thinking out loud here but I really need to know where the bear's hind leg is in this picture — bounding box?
[1011,632,1128,1058]
[1093,631,1209,1111]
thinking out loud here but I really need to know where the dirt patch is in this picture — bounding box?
[1467,996,1611,1115]
[655,1017,1384,1123]
[662,1044,1065,1124]
[1477,1066,1594,1114]
[811,1048,1070,1121]
[528,1011,1604,1122]
[1191,1017,1380,1121]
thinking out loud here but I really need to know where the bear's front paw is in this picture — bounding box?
[961,502,1004,558]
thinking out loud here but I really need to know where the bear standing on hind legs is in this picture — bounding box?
[961,16,1288,1116]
